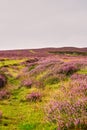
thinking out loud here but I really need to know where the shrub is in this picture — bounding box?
[44,76,60,85]
[22,80,32,88]
[59,63,79,75]
[26,91,42,102]
[0,74,7,88]
[45,72,87,130]
[0,90,10,100]
[45,99,87,130]
[71,73,87,81]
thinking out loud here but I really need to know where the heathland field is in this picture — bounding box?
[0,47,87,130]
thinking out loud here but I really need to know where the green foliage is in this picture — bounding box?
[8,77,20,86]
[49,51,87,56]
[29,65,36,71]
[0,59,25,68]
[44,76,60,85]
[78,68,87,74]
[19,123,57,130]
[19,123,38,130]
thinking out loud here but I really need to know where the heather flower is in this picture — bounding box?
[26,91,42,102]
[22,80,32,88]
[0,90,10,100]
[71,73,87,81]
[74,119,80,126]
[59,63,79,75]
[45,97,87,129]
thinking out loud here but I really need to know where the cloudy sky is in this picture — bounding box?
[0,0,87,50]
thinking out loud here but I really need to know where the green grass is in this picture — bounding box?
[0,59,25,68]
[19,122,57,130]
[29,65,36,71]
[0,58,85,130]
[29,50,36,54]
[0,62,59,130]
[36,71,48,80]
[0,85,58,130]
[0,66,60,130]
[77,68,87,74]
[0,61,68,130]
[44,76,60,85]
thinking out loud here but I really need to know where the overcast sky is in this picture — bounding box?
[0,0,87,50]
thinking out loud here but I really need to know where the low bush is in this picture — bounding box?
[59,63,79,75]
[0,74,7,88]
[0,90,10,100]
[22,80,32,88]
[26,91,42,102]
[45,99,87,130]
[44,76,60,85]
[45,71,87,130]
[71,73,87,81]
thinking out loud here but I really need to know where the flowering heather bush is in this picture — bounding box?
[71,73,87,81]
[29,57,63,76]
[68,78,87,98]
[26,91,42,102]
[22,80,32,88]
[0,67,8,73]
[45,72,87,130]
[69,84,87,97]
[45,99,87,130]
[0,90,10,100]
[59,63,79,75]
[0,74,7,88]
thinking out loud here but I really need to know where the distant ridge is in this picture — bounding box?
[0,47,87,58]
